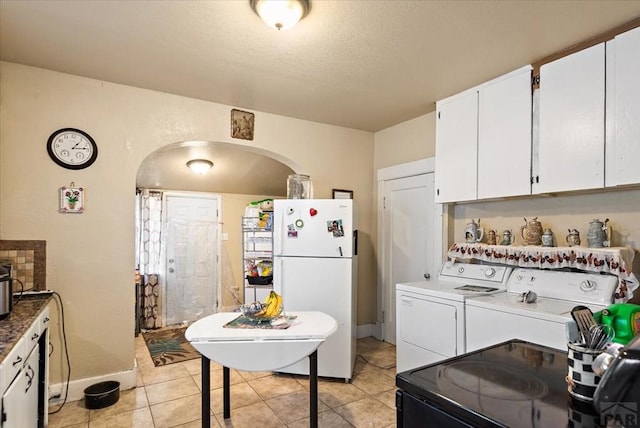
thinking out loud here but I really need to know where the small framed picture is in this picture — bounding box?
[59,185,84,213]
[332,189,353,200]
[231,109,254,140]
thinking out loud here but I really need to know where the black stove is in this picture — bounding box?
[396,340,607,427]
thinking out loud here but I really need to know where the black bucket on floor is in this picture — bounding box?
[84,381,120,409]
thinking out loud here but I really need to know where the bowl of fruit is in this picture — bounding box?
[240,291,283,322]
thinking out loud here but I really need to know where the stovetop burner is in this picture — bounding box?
[440,361,548,400]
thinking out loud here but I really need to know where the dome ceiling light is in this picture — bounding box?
[250,0,310,31]
[187,159,213,175]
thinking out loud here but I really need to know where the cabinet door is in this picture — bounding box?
[478,67,532,199]
[434,91,478,203]
[608,26,640,186]
[536,43,605,193]
[1,345,38,428]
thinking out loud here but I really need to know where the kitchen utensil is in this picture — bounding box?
[571,305,597,343]
[592,343,624,377]
[587,324,615,350]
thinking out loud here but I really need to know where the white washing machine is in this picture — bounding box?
[396,261,513,373]
[465,268,619,353]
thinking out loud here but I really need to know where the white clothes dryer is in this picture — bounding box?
[396,261,513,372]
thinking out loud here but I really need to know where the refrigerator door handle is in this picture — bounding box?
[339,246,343,257]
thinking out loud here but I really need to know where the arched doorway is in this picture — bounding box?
[135,141,297,329]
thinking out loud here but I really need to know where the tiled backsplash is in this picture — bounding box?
[0,240,46,291]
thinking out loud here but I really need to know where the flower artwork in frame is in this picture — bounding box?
[231,109,255,141]
[59,184,84,213]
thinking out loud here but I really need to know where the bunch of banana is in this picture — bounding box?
[253,291,283,318]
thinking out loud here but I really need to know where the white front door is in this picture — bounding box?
[164,193,220,326]
[381,172,437,344]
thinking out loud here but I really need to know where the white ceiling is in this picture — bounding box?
[2,1,640,133]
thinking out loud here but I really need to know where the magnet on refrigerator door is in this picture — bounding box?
[327,219,344,237]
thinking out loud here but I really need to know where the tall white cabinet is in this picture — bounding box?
[607,26,640,187]
[434,91,478,203]
[478,67,532,199]
[536,43,605,194]
[435,66,532,203]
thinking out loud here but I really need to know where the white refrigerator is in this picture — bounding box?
[273,199,357,381]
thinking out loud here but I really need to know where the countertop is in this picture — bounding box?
[0,295,52,362]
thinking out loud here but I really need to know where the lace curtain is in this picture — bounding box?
[135,190,163,329]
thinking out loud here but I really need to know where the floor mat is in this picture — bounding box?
[142,326,200,367]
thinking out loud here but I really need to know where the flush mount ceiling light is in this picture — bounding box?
[187,159,213,175]
[250,0,310,30]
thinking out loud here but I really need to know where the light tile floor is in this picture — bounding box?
[48,335,397,427]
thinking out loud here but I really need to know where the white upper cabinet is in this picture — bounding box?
[606,26,640,187]
[477,67,532,199]
[536,43,605,194]
[435,66,532,203]
[435,90,478,203]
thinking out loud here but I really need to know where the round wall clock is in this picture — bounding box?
[47,128,98,170]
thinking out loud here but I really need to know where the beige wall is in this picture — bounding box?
[453,190,640,275]
[373,113,436,170]
[0,62,375,384]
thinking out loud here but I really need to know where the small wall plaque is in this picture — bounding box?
[231,109,254,141]
[59,182,84,213]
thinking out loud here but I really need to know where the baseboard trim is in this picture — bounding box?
[357,323,378,339]
[48,360,138,405]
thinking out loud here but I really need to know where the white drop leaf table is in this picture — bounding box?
[185,311,337,428]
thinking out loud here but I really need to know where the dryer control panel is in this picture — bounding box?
[439,261,511,285]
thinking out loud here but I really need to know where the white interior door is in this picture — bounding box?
[164,193,220,326]
[382,173,436,344]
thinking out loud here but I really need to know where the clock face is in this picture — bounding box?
[47,128,98,169]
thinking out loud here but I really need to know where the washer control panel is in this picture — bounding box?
[507,268,618,305]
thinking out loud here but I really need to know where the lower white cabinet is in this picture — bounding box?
[2,343,39,428]
[0,305,49,428]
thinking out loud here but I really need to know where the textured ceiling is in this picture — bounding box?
[2,1,640,195]
[2,1,640,133]
[135,141,294,196]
